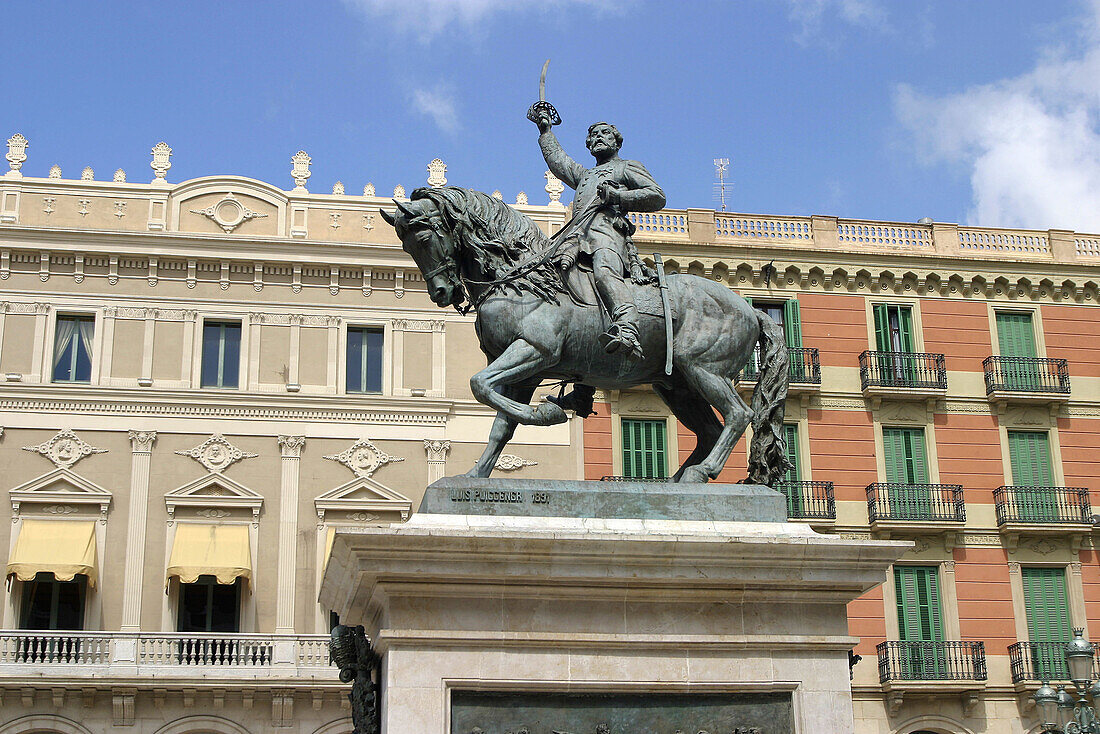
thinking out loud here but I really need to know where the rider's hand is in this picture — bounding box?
[597,182,622,205]
[532,110,553,134]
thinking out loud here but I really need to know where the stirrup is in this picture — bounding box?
[600,323,644,360]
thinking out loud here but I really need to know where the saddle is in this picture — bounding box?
[560,259,670,319]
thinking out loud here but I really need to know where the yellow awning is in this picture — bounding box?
[7,520,98,588]
[166,523,251,587]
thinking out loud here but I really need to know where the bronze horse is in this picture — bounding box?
[381,187,790,484]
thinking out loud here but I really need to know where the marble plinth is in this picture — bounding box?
[320,508,908,734]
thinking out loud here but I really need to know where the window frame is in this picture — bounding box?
[49,312,97,385]
[344,325,385,395]
[865,299,926,353]
[987,305,1048,358]
[199,318,244,389]
[176,575,243,634]
[18,571,87,632]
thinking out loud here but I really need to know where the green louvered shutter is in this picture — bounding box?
[884,428,930,518]
[621,419,667,479]
[897,306,915,353]
[780,424,801,517]
[1008,431,1053,486]
[783,299,802,349]
[1008,431,1055,520]
[895,566,946,677]
[997,312,1039,389]
[873,304,891,352]
[997,312,1037,358]
[1022,567,1073,679]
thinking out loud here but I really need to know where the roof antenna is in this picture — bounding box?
[713,158,730,212]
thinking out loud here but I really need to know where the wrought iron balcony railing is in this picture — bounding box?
[994,486,1092,525]
[866,483,965,523]
[739,346,821,385]
[859,351,947,391]
[877,640,987,683]
[774,480,835,520]
[983,356,1070,394]
[1009,641,1100,683]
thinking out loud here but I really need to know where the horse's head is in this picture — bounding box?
[380,198,463,308]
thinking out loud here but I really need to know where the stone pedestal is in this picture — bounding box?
[320,481,907,734]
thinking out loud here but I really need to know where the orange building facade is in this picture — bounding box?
[585,209,1100,733]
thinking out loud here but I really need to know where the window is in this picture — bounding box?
[201,321,241,388]
[778,423,802,517]
[1008,430,1054,486]
[20,572,85,630]
[1007,430,1057,520]
[52,315,94,383]
[873,304,915,353]
[883,427,930,518]
[745,299,804,380]
[177,576,241,633]
[346,327,383,393]
[894,565,946,676]
[1022,567,1073,679]
[621,418,667,479]
[996,312,1041,389]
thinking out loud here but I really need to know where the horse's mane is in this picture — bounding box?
[410,186,565,304]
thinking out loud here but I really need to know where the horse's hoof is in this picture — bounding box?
[678,466,710,484]
[532,402,568,426]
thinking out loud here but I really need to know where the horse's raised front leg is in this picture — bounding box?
[470,339,565,427]
[464,383,537,478]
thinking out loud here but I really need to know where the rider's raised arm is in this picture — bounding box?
[618,160,666,212]
[538,130,584,189]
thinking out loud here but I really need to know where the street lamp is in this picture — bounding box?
[1033,629,1100,733]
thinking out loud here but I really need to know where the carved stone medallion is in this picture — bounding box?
[175,434,258,473]
[325,438,404,478]
[22,429,107,470]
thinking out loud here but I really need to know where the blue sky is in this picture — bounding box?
[4,1,1100,231]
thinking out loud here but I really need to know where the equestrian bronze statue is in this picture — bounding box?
[379,98,790,485]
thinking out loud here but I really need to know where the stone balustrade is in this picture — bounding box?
[0,630,336,678]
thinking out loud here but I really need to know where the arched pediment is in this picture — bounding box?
[168,176,288,236]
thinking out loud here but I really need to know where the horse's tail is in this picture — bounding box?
[746,309,792,486]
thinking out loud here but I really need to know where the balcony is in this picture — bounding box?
[983,356,1070,404]
[1009,641,1100,684]
[875,642,990,695]
[866,483,965,538]
[738,346,821,394]
[774,480,835,524]
[858,351,946,401]
[0,631,336,679]
[994,486,1093,548]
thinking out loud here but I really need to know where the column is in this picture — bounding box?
[276,436,305,634]
[424,440,450,485]
[121,431,156,634]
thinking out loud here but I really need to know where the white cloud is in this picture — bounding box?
[342,0,617,40]
[895,2,1100,231]
[787,0,890,44]
[411,86,460,134]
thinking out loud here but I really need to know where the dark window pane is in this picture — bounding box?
[365,329,383,392]
[221,323,240,388]
[20,572,85,630]
[178,576,240,633]
[52,316,94,383]
[346,329,364,392]
[201,324,222,387]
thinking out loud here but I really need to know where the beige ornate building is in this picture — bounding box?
[0,137,579,733]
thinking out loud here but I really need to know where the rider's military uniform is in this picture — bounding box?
[539,130,665,358]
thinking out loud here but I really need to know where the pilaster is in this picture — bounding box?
[275,436,305,635]
[424,440,450,485]
[120,431,156,634]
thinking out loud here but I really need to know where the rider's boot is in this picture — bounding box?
[546,383,597,418]
[594,263,645,360]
